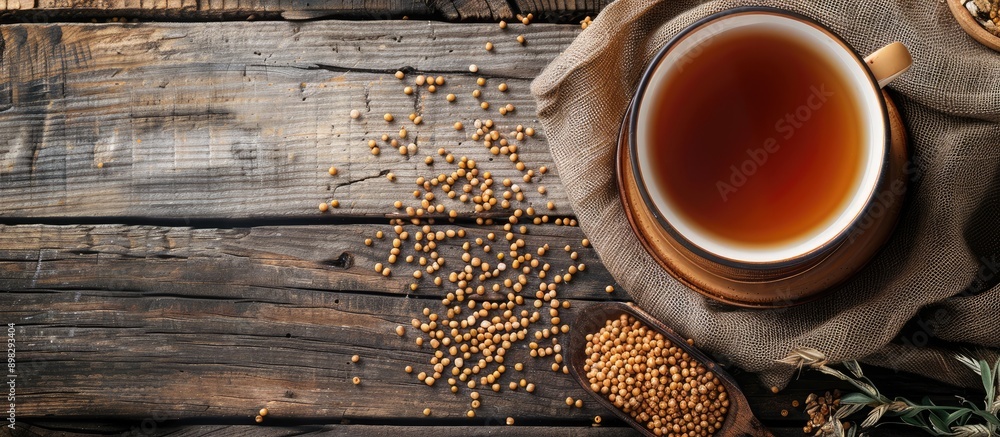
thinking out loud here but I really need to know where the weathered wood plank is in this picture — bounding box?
[0,224,970,430]
[3,288,622,420]
[6,423,935,437]
[0,21,579,219]
[0,223,617,300]
[2,283,970,430]
[133,1,432,21]
[424,0,512,22]
[0,0,607,22]
[15,423,644,436]
[28,423,919,437]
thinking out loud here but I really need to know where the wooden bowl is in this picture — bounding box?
[567,301,773,437]
[615,91,908,308]
[947,0,1000,52]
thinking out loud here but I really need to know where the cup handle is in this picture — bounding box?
[864,42,912,88]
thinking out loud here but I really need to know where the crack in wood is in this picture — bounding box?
[250,62,523,80]
[30,143,40,174]
[0,216,411,228]
[31,249,44,287]
[503,0,523,17]
[332,169,391,196]
[483,1,496,22]
[363,83,371,113]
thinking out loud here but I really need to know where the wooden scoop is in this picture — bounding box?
[568,302,773,437]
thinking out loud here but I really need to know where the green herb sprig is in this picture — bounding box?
[778,347,1000,437]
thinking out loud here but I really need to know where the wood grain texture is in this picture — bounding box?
[0,0,608,23]
[0,21,579,220]
[423,0,511,21]
[1,0,435,21]
[1,281,970,431]
[0,226,973,427]
[14,423,645,436]
[0,227,972,432]
[5,423,931,437]
[3,287,625,420]
[0,223,617,299]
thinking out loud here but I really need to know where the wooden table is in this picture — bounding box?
[0,2,969,436]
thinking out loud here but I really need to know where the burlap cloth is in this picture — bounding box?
[532,0,1000,388]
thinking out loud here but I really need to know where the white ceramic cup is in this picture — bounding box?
[630,8,912,266]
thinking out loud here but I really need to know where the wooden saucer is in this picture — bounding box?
[616,91,908,308]
[947,0,1000,52]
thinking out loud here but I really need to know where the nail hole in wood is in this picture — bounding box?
[323,252,354,269]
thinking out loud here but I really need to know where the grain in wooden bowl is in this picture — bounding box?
[567,302,773,437]
[948,0,1000,51]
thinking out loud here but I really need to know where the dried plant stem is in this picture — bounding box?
[777,347,1000,437]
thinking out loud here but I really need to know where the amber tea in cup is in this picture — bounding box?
[651,28,863,251]
[631,8,912,265]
